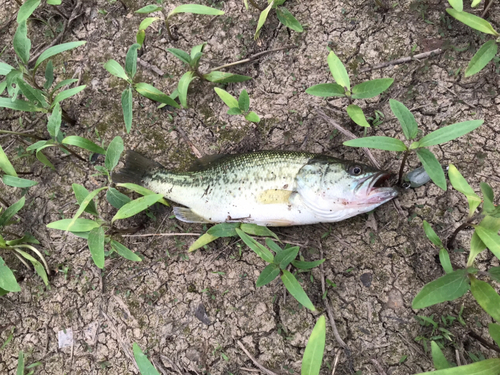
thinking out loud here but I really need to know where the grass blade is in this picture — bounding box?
[281,270,316,311]
[47,218,100,232]
[446,9,499,36]
[343,136,407,151]
[53,85,86,106]
[134,82,180,108]
[254,1,274,39]
[121,87,133,133]
[0,255,21,292]
[301,315,326,375]
[256,264,280,287]
[34,41,86,70]
[62,136,106,155]
[110,240,141,262]
[235,228,274,263]
[133,343,160,375]
[2,175,37,188]
[168,4,225,17]
[0,145,17,177]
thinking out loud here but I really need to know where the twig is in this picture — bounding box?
[455,349,461,366]
[248,0,265,11]
[137,57,165,76]
[315,109,381,169]
[121,232,201,238]
[160,355,185,374]
[468,331,500,354]
[209,46,297,72]
[175,126,203,158]
[482,0,494,18]
[236,340,279,375]
[331,349,341,375]
[370,359,388,375]
[360,48,443,73]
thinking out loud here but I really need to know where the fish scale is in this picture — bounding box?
[112,150,398,226]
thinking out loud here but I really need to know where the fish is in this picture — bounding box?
[112,150,398,226]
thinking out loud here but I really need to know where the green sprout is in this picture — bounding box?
[343,100,483,190]
[214,88,260,123]
[306,50,394,130]
[247,0,303,40]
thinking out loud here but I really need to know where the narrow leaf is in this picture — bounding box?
[168,4,225,17]
[188,232,218,252]
[106,188,131,209]
[66,187,107,232]
[468,231,486,267]
[466,40,498,77]
[203,71,252,83]
[275,246,299,269]
[439,248,453,274]
[446,9,499,36]
[389,99,418,140]
[214,87,238,108]
[0,255,21,292]
[327,51,350,90]
[489,323,500,348]
[110,240,141,262]
[301,315,326,375]
[138,17,159,31]
[418,120,483,147]
[2,175,37,188]
[416,148,447,191]
[470,276,500,322]
[281,270,316,311]
[305,83,345,97]
[0,197,25,227]
[0,98,39,112]
[72,183,99,216]
[0,145,17,177]
[134,82,180,108]
[112,194,163,222]
[53,85,86,105]
[245,111,260,123]
[412,269,469,309]
[240,223,279,240]
[448,164,481,217]
[87,226,105,269]
[133,343,160,375]
[105,136,124,172]
[178,71,195,108]
[104,60,129,81]
[352,78,394,99]
[447,0,463,11]
[235,228,274,263]
[34,41,86,70]
[44,60,54,90]
[125,43,140,78]
[47,218,100,232]
[135,4,163,13]
[423,221,444,247]
[238,90,250,112]
[116,183,169,206]
[346,104,370,127]
[13,21,31,64]
[207,223,240,238]
[431,341,453,370]
[52,78,78,92]
[17,0,41,23]
[343,136,408,151]
[292,259,326,270]
[475,225,500,259]
[256,264,281,287]
[276,7,303,32]
[166,48,191,65]
[480,182,495,213]
[121,87,133,133]
[47,103,62,139]
[16,350,24,375]
[0,62,14,76]
[62,136,106,155]
[254,1,274,39]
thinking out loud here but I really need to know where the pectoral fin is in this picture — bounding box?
[173,207,211,223]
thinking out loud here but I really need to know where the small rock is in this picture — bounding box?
[360,273,372,287]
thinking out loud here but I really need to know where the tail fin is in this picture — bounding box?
[112,150,164,185]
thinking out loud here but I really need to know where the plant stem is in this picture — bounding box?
[61,108,76,125]
[164,18,178,41]
[248,0,265,11]
[446,215,480,249]
[59,144,86,162]
[208,46,296,72]
[397,150,409,185]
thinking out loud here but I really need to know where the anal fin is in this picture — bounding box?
[173,207,211,223]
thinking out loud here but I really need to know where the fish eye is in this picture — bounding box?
[349,165,363,176]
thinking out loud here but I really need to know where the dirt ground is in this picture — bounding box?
[1,0,500,374]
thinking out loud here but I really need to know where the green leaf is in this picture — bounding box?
[265,239,283,253]
[0,62,14,75]
[0,145,17,177]
[34,41,86,70]
[121,87,133,133]
[62,136,106,155]
[0,255,21,292]
[214,87,238,108]
[423,221,443,248]
[105,136,124,172]
[254,1,274,39]
[17,79,47,108]
[292,259,325,270]
[276,7,303,32]
[0,196,25,227]
[281,270,316,311]
[481,182,495,213]
[439,248,453,274]
[2,175,37,188]
[106,188,131,209]
[305,83,345,97]
[431,341,452,370]
[13,21,31,65]
[188,232,218,252]
[104,60,130,81]
[447,0,463,11]
[26,140,48,152]
[474,225,500,259]
[53,85,86,106]
[87,226,105,268]
[47,103,61,139]
[416,148,447,191]
[203,71,252,83]
[417,120,483,147]
[52,78,79,92]
[256,264,281,287]
[110,240,141,262]
[116,183,169,206]
[17,0,41,23]
[16,350,24,375]
[468,231,486,267]
[351,78,394,99]
[168,4,225,17]
[190,43,207,61]
[446,9,499,36]
[235,228,274,263]
[327,51,350,91]
[138,17,159,31]
[412,269,470,309]
[245,111,260,123]
[207,223,240,237]
[240,223,279,240]
[448,164,481,217]
[135,4,163,13]
[136,29,146,46]
[167,48,192,65]
[134,82,180,108]
[389,99,418,140]
[226,107,241,115]
[275,246,299,269]
[488,323,500,348]
[47,218,100,232]
[346,104,370,127]
[343,136,408,151]
[0,97,38,112]
[471,0,481,6]
[133,343,160,375]
[125,43,140,79]
[238,90,250,112]
[44,60,54,90]
[72,183,99,216]
[66,187,107,232]
[178,71,195,108]
[0,80,7,96]
[301,315,326,375]
[465,40,498,77]
[112,194,163,222]
[35,148,55,170]
[470,276,500,322]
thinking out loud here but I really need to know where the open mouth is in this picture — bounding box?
[355,172,398,204]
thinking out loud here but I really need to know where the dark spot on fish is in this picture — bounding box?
[283,184,288,189]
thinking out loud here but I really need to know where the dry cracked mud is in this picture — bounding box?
[1,0,500,374]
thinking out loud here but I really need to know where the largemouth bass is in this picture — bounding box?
[112,150,398,226]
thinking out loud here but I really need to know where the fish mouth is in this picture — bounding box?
[356,172,399,205]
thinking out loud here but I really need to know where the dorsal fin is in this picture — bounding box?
[112,150,164,185]
[187,154,230,172]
